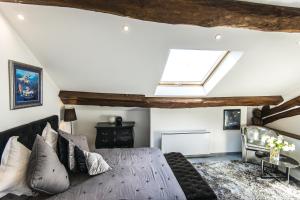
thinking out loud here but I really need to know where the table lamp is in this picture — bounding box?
[64,108,77,134]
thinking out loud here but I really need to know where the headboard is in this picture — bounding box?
[0,115,58,161]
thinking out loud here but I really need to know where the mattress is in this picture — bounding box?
[48,147,186,200]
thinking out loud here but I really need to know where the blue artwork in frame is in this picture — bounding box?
[223,109,241,130]
[9,60,43,109]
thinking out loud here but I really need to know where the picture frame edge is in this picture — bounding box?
[223,109,241,130]
[8,60,43,110]
[8,60,16,110]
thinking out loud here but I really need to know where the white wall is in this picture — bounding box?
[150,107,247,154]
[0,12,60,131]
[70,106,150,150]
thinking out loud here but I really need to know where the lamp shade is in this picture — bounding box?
[64,108,77,122]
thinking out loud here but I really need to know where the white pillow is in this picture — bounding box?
[83,151,111,176]
[0,136,12,165]
[42,122,58,151]
[0,136,33,198]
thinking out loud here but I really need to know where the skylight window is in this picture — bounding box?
[160,49,228,85]
[155,49,243,96]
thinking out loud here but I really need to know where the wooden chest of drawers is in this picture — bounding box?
[95,122,135,148]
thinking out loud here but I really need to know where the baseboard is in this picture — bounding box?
[184,152,242,158]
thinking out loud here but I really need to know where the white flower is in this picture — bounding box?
[276,139,282,144]
[290,144,296,151]
[282,143,296,152]
[270,137,276,142]
[269,143,275,148]
[261,135,270,143]
[264,135,295,152]
[282,146,289,151]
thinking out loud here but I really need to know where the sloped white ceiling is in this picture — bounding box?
[0,3,300,97]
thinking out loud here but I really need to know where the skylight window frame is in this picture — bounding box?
[159,50,230,86]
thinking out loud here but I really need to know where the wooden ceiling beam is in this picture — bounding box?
[262,96,300,117]
[146,96,283,108]
[59,91,147,108]
[59,90,283,108]
[263,107,300,125]
[2,0,300,32]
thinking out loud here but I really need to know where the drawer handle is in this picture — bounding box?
[101,132,108,136]
[101,139,108,143]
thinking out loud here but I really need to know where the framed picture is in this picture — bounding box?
[9,60,43,110]
[223,109,241,130]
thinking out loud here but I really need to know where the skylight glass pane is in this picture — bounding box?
[160,49,227,84]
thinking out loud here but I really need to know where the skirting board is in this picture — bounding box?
[184,152,242,158]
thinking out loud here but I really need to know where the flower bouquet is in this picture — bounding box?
[262,135,295,161]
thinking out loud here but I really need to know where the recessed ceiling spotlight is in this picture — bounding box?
[17,14,25,21]
[215,34,222,40]
[123,25,129,32]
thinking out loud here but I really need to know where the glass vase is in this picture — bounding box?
[270,148,280,161]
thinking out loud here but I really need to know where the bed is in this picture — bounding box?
[48,148,186,200]
[0,116,186,200]
[0,116,217,200]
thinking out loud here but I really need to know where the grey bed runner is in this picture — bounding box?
[48,148,186,200]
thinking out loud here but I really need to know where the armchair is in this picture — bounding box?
[241,125,278,162]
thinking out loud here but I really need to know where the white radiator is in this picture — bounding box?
[161,131,210,156]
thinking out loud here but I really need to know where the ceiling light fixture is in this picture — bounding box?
[123,25,129,32]
[215,34,222,40]
[17,14,25,21]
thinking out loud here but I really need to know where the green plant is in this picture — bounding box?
[262,135,295,151]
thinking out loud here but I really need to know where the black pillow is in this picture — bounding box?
[57,134,69,170]
[74,146,88,173]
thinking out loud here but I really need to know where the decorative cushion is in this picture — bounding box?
[68,136,89,172]
[27,135,70,195]
[57,130,89,171]
[0,136,33,198]
[57,134,69,170]
[74,146,88,173]
[83,151,111,176]
[74,146,111,175]
[41,123,58,152]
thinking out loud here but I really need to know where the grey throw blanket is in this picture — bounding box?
[48,148,186,200]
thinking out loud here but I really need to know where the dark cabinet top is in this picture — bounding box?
[95,122,135,128]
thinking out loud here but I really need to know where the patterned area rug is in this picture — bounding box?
[193,161,300,200]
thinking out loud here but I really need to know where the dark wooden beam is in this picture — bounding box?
[146,96,283,108]
[267,127,300,140]
[263,107,300,125]
[2,0,300,32]
[59,91,146,102]
[262,96,300,117]
[59,90,283,108]
[59,91,147,108]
